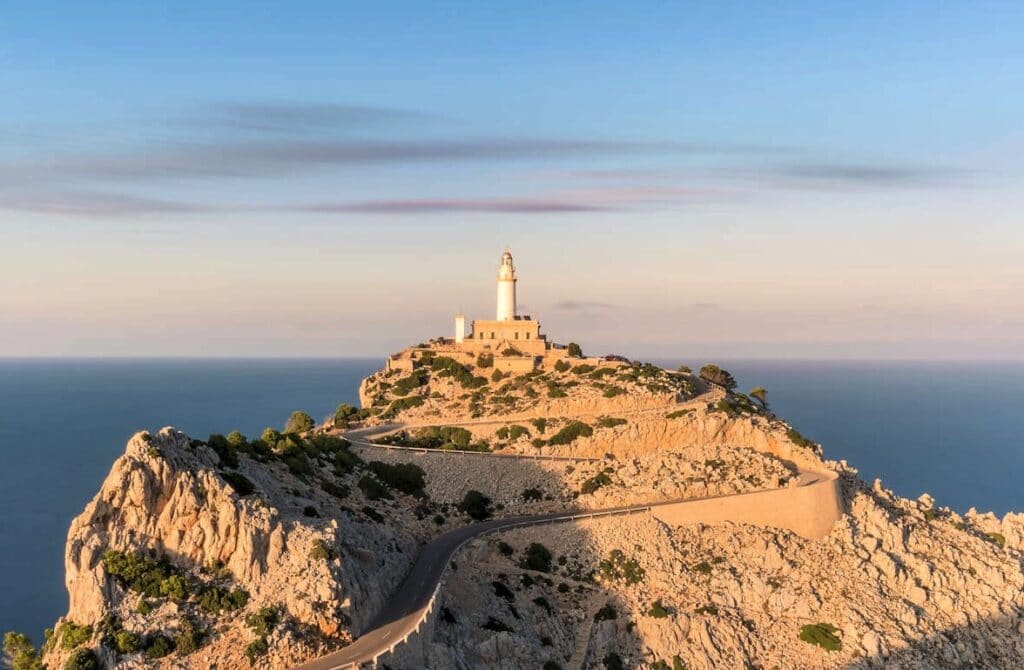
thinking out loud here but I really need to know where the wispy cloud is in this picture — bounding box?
[734,162,970,189]
[295,197,607,214]
[191,101,442,134]
[0,191,206,217]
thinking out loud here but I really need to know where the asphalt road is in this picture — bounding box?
[294,418,823,670]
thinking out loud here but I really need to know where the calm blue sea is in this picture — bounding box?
[2,358,1023,641]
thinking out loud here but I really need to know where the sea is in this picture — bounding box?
[2,358,1023,641]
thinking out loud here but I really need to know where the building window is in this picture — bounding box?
[515,332,519,339]
[490,332,495,339]
[526,332,530,339]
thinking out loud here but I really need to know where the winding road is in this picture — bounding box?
[294,419,832,670]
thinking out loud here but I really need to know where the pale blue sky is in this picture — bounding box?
[1,2,1022,358]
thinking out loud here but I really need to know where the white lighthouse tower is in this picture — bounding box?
[496,250,517,321]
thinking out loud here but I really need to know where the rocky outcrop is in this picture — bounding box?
[45,427,421,669]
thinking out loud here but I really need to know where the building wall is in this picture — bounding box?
[494,356,538,373]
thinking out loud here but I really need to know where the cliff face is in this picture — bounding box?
[46,427,420,669]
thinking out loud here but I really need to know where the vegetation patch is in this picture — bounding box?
[519,543,553,572]
[647,599,670,618]
[986,532,1007,548]
[596,416,627,429]
[391,369,429,396]
[431,356,488,389]
[365,461,427,497]
[481,617,512,633]
[593,604,618,621]
[547,421,593,446]
[196,585,248,614]
[521,487,543,502]
[458,490,493,520]
[694,604,719,616]
[284,410,315,434]
[798,623,842,651]
[787,428,816,449]
[381,396,426,420]
[599,549,645,585]
[580,472,612,494]
[63,648,100,670]
[665,408,693,419]
[357,475,390,501]
[221,472,256,497]
[309,539,337,561]
[55,622,92,650]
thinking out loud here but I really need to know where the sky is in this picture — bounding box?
[1,2,1022,359]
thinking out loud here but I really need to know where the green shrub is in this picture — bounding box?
[694,604,719,616]
[174,621,202,655]
[698,364,737,390]
[531,438,546,449]
[672,655,686,670]
[571,364,596,375]
[580,472,612,494]
[787,428,815,449]
[593,604,617,621]
[599,549,645,584]
[519,543,553,572]
[543,662,562,670]
[158,574,190,601]
[136,599,153,615]
[476,353,494,368]
[366,461,426,496]
[647,599,669,618]
[63,649,100,670]
[221,472,256,496]
[196,586,248,614]
[458,490,493,521]
[206,434,240,469]
[113,629,141,654]
[547,421,593,446]
[601,386,625,398]
[391,369,429,396]
[567,342,583,358]
[302,505,320,518]
[501,347,522,356]
[491,369,504,383]
[284,410,315,434]
[431,357,487,389]
[333,403,359,428]
[530,418,547,434]
[798,623,842,651]
[521,488,543,502]
[310,540,337,561]
[596,417,627,429]
[665,408,692,419]
[381,395,426,419]
[358,475,390,501]
[245,607,278,638]
[244,637,269,662]
[547,387,568,398]
[492,581,515,602]
[56,622,92,650]
[986,532,1007,548]
[497,541,515,556]
[554,360,571,372]
[692,561,713,575]
[3,632,43,670]
[144,634,173,659]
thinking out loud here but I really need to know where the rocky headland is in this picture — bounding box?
[10,344,1024,670]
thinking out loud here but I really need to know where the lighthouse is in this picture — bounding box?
[496,250,517,321]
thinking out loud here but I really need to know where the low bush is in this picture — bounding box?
[3,632,43,670]
[786,428,815,449]
[580,472,612,494]
[244,638,268,663]
[492,581,514,602]
[144,634,173,659]
[196,586,248,614]
[798,623,842,651]
[206,434,240,468]
[530,418,547,434]
[302,505,320,518]
[284,410,315,434]
[571,364,596,375]
[593,604,617,621]
[174,621,202,655]
[366,461,426,497]
[599,549,645,585]
[521,488,543,502]
[554,360,571,372]
[358,475,390,501]
[102,551,185,600]
[63,649,100,670]
[647,599,670,618]
[333,403,359,428]
[111,628,140,654]
[391,369,429,396]
[381,396,425,420]
[543,662,562,670]
[476,353,494,368]
[321,480,350,499]
[547,421,593,446]
[694,604,719,616]
[603,652,624,670]
[497,541,514,556]
[665,408,692,419]
[490,369,504,383]
[566,342,583,358]
[519,543,553,572]
[221,472,255,497]
[596,417,627,429]
[245,607,278,638]
[532,596,552,614]
[986,532,1007,548]
[458,490,493,521]
[431,357,488,389]
[601,386,625,398]
[56,622,92,650]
